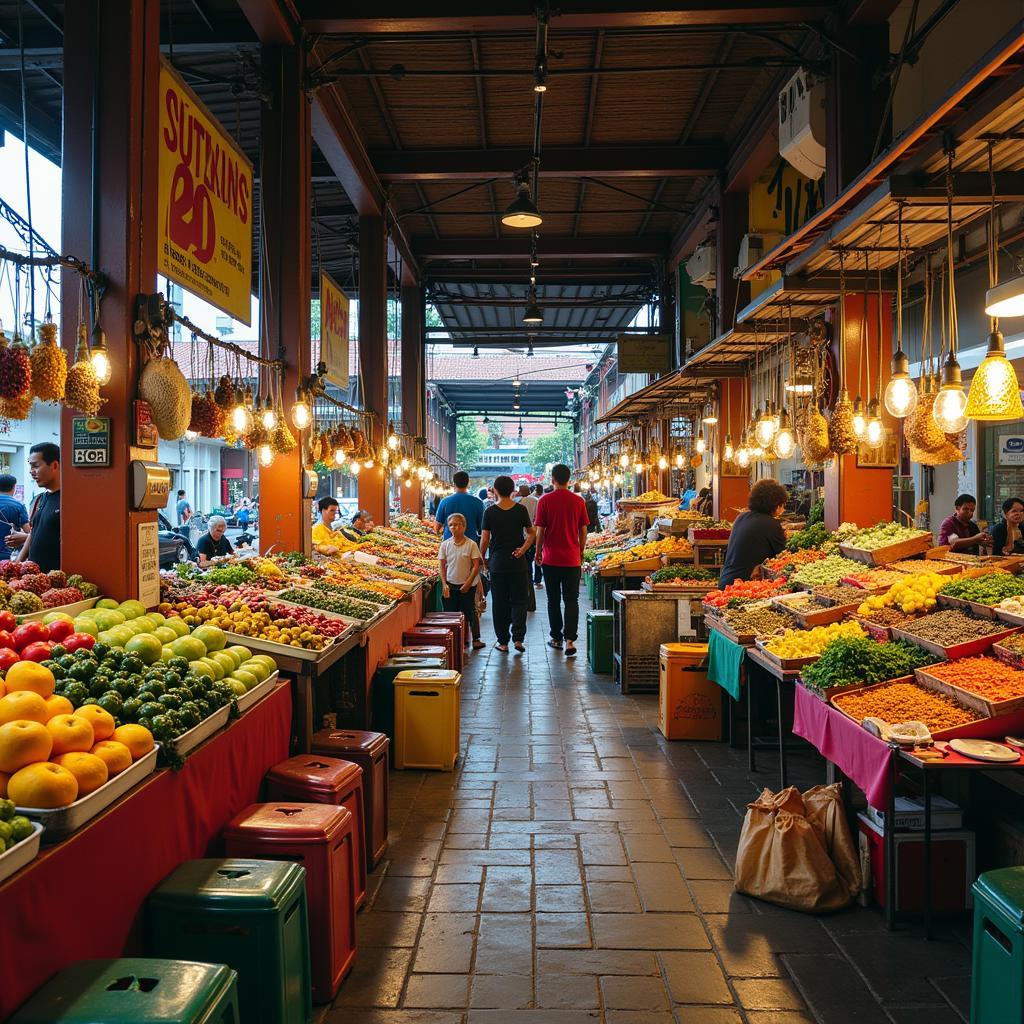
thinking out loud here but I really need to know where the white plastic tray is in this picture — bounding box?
[0,821,43,883]
[166,705,232,756]
[16,597,99,623]
[235,670,280,713]
[17,745,159,840]
[271,594,374,630]
[222,629,339,663]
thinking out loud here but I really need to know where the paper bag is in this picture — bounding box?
[803,783,862,902]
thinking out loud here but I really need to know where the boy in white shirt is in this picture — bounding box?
[438,513,485,650]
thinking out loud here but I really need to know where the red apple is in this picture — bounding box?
[20,641,54,662]
[0,647,19,672]
[63,632,96,653]
[12,621,48,651]
[47,619,75,642]
[0,610,16,632]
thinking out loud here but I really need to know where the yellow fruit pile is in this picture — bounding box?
[857,572,947,617]
[763,620,866,659]
[250,557,285,579]
[599,535,693,567]
[0,662,153,808]
[634,490,672,503]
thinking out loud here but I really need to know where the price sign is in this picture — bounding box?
[71,417,111,468]
[137,521,161,609]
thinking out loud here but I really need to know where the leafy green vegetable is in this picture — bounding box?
[938,572,1024,605]
[801,636,938,693]
[808,499,824,526]
[650,565,718,583]
[786,521,830,552]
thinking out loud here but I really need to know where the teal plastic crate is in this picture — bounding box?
[587,610,614,673]
[10,958,240,1023]
[972,867,1024,1024]
[147,859,311,1024]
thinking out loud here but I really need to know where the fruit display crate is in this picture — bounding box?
[936,594,999,619]
[889,621,1020,661]
[15,597,99,624]
[705,614,757,647]
[164,706,231,757]
[992,640,1024,669]
[839,534,933,566]
[913,666,1024,719]
[752,634,820,672]
[18,745,159,840]
[234,670,280,714]
[688,527,731,542]
[770,592,853,628]
[598,556,662,577]
[221,627,338,664]
[272,593,387,631]
[642,581,718,594]
[0,821,42,884]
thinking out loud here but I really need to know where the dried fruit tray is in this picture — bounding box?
[770,592,853,628]
[0,821,42,883]
[936,594,998,619]
[235,670,281,714]
[17,745,159,840]
[800,675,914,704]
[914,666,1024,719]
[839,534,933,566]
[706,615,756,646]
[16,597,99,624]
[222,628,339,663]
[993,641,1024,669]
[889,621,1020,661]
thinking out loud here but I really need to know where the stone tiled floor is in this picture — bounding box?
[321,598,973,1024]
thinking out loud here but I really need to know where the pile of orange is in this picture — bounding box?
[0,661,154,808]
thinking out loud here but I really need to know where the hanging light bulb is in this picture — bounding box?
[618,452,629,468]
[290,388,311,430]
[736,446,751,469]
[88,327,112,386]
[417,465,428,479]
[404,477,413,488]
[258,443,274,467]
[262,401,278,430]
[851,396,867,439]
[773,409,796,459]
[985,276,1024,317]
[334,448,347,465]
[883,348,919,418]
[387,423,400,449]
[657,455,668,470]
[231,397,253,435]
[400,457,410,471]
[349,460,361,475]
[965,329,1024,421]
[701,404,718,425]
[754,406,775,448]
[723,434,734,462]
[393,464,402,477]
[695,437,706,455]
[364,457,375,469]
[865,399,885,449]
[613,473,623,486]
[501,176,543,229]
[933,352,969,433]
[674,450,684,468]
[523,289,543,326]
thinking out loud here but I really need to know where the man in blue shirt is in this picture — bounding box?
[175,489,192,527]
[0,475,28,562]
[435,471,485,543]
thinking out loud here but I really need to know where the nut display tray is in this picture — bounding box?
[889,620,1020,661]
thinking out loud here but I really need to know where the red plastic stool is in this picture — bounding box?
[403,626,458,672]
[420,613,466,655]
[310,729,390,869]
[394,644,449,667]
[223,802,357,1005]
[265,756,367,909]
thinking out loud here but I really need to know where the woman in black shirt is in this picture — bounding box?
[480,475,536,653]
[989,496,1024,556]
[196,515,234,567]
[718,478,789,588]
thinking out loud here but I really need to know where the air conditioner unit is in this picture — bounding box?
[737,233,782,275]
[778,69,826,180]
[686,242,716,289]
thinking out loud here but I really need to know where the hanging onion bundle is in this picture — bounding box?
[271,422,297,454]
[0,333,32,402]
[30,322,66,402]
[0,390,33,421]
[799,406,832,463]
[243,421,268,449]
[910,438,963,466]
[213,374,235,409]
[906,384,947,454]
[828,389,858,454]
[139,355,191,440]
[64,326,103,415]
[189,390,224,438]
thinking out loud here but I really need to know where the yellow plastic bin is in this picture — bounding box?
[393,669,462,770]
[658,643,722,741]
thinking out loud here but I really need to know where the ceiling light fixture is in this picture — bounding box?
[473,346,479,358]
[523,290,543,325]
[502,174,543,229]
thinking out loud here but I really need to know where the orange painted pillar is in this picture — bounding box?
[60,0,159,597]
[824,292,894,529]
[358,216,389,525]
[400,284,424,516]
[258,44,312,554]
[714,377,749,521]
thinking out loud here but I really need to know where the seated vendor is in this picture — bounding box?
[989,496,1024,556]
[196,515,234,567]
[311,496,344,554]
[340,508,373,544]
[938,494,991,552]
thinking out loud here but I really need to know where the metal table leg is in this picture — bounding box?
[886,746,897,930]
[747,672,756,773]
[776,676,789,790]
[923,766,932,940]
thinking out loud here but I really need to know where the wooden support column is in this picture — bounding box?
[400,284,425,515]
[259,44,312,555]
[359,216,389,525]
[60,0,159,597]
[714,377,749,521]
[825,293,894,529]
[716,186,749,335]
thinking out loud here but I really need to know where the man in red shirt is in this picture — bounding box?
[534,463,589,657]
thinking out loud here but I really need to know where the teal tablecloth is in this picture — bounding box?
[707,627,745,700]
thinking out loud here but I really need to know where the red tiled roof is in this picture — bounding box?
[425,353,591,382]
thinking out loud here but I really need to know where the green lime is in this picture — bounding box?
[9,816,32,842]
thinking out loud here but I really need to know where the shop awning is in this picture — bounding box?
[594,372,713,424]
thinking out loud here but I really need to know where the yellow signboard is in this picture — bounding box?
[157,58,253,325]
[320,271,350,390]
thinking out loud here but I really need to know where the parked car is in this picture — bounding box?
[158,512,197,568]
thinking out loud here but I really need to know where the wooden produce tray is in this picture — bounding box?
[839,533,933,566]
[936,593,999,619]
[800,674,914,704]
[753,633,820,671]
[688,527,730,541]
[706,615,757,646]
[993,640,1024,669]
[995,606,1024,629]
[0,821,42,883]
[235,670,281,713]
[222,629,340,663]
[599,556,663,576]
[642,581,717,594]
[852,615,902,642]
[914,666,1024,719]
[889,621,1020,661]
[838,576,893,594]
[16,597,99,624]
[661,552,696,565]
[771,592,853,628]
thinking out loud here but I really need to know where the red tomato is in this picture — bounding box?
[0,647,19,671]
[0,610,16,632]
[47,619,75,642]
[63,632,96,652]
[0,630,15,650]
[20,641,54,662]
[12,621,48,651]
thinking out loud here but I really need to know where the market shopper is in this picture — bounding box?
[584,490,601,533]
[480,475,535,653]
[11,443,61,572]
[439,513,485,650]
[988,496,1024,555]
[341,509,373,543]
[435,471,485,543]
[0,476,28,563]
[517,482,540,611]
[196,515,234,566]
[939,494,991,552]
[535,463,589,657]
[236,497,251,531]
[531,484,545,585]
[312,496,344,554]
[175,489,192,527]
[717,478,788,589]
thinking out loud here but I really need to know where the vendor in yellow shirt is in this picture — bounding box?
[312,496,349,554]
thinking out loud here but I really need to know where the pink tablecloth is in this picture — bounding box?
[792,684,894,810]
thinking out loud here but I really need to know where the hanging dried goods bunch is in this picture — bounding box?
[243,420,268,449]
[910,438,963,466]
[0,332,32,402]
[828,389,857,454]
[906,377,947,454]
[1,390,33,421]
[189,390,224,438]
[30,322,66,402]
[213,374,235,409]
[271,422,297,454]
[349,427,365,450]
[139,348,191,440]
[64,325,103,415]
[799,406,832,463]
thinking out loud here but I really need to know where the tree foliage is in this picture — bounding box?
[456,419,487,471]
[527,422,576,474]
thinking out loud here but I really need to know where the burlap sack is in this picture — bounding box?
[803,783,862,902]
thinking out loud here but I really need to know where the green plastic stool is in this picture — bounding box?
[147,859,311,1024]
[588,610,614,673]
[10,958,240,1023]
[972,867,1024,1023]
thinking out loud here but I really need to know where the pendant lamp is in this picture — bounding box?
[502,178,543,229]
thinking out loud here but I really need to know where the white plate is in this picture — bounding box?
[17,746,159,840]
[0,821,43,882]
[235,670,281,713]
[949,738,1020,763]
[16,597,100,623]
